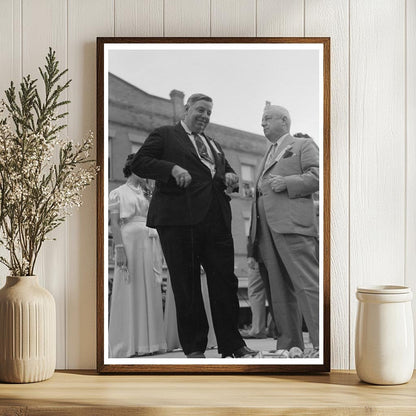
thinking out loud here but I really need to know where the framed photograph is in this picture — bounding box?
[97,37,330,373]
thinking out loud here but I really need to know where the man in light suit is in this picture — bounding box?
[249,104,320,357]
[132,93,257,359]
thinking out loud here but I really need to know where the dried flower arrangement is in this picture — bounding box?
[0,48,97,276]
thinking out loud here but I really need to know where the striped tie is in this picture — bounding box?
[193,134,214,164]
[264,143,278,170]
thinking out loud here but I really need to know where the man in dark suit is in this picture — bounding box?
[250,104,320,358]
[132,93,257,359]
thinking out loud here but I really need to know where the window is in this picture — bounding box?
[108,136,112,180]
[242,211,251,237]
[244,217,251,237]
[241,164,254,182]
[240,163,255,198]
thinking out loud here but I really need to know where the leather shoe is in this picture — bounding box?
[186,351,206,358]
[222,346,258,358]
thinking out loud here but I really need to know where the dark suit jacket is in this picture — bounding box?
[131,122,235,229]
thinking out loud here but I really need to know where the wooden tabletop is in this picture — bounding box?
[0,370,415,415]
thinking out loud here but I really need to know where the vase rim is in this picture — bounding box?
[7,275,38,279]
[357,285,411,294]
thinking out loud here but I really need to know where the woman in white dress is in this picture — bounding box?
[108,154,167,358]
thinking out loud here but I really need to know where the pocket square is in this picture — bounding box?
[283,151,294,159]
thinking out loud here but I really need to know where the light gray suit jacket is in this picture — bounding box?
[249,134,319,242]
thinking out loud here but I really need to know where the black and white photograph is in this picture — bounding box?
[97,38,330,373]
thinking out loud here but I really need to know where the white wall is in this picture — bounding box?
[0,0,414,370]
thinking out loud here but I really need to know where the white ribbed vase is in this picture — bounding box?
[0,276,56,383]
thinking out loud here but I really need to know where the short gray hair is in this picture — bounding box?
[264,104,291,127]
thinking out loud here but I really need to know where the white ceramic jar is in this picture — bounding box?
[355,285,414,385]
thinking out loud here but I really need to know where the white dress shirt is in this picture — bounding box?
[181,120,216,177]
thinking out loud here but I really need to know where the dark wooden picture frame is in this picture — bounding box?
[97,37,330,373]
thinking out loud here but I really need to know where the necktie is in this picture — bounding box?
[258,143,278,190]
[193,133,214,164]
[265,143,278,169]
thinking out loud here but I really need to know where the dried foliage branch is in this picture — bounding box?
[0,48,97,276]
